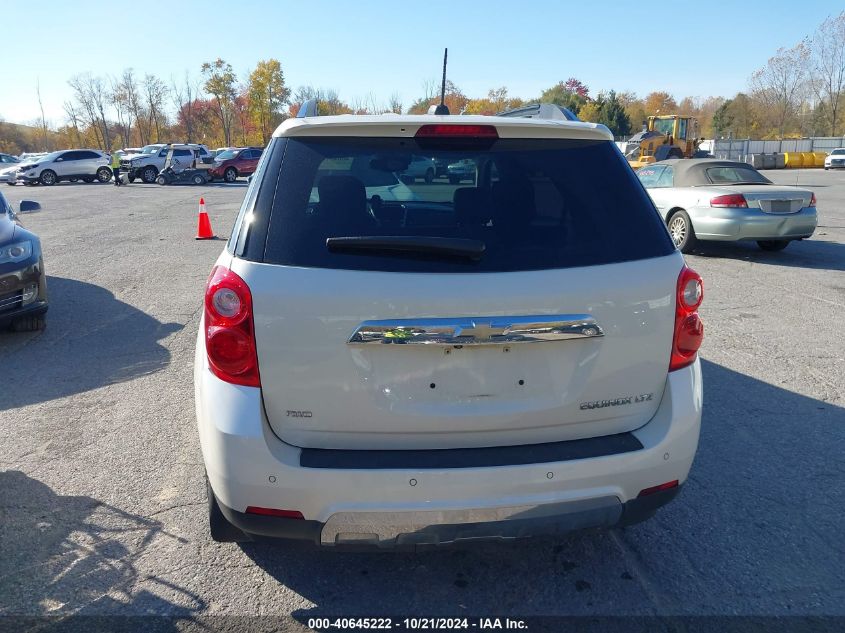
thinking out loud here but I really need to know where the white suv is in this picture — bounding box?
[195,108,705,547]
[16,149,112,186]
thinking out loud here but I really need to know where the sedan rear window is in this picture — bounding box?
[254,137,674,273]
[705,166,771,185]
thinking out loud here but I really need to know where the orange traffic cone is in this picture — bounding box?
[195,197,216,240]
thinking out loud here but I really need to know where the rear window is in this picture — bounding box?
[705,166,770,184]
[257,136,674,273]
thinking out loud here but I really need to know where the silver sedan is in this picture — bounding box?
[636,159,817,252]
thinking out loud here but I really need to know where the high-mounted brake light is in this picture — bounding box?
[204,266,260,387]
[670,266,704,372]
[415,124,499,139]
[809,193,817,207]
[710,194,747,208]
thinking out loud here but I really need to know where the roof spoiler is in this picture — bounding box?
[297,99,319,118]
[496,103,580,122]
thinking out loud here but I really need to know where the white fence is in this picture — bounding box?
[712,137,845,161]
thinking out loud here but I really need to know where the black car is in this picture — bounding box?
[0,191,48,331]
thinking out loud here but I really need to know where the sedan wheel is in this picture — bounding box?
[668,210,697,253]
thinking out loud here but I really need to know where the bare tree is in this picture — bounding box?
[35,79,50,151]
[119,69,145,145]
[388,92,403,114]
[171,71,199,142]
[143,74,168,142]
[810,12,845,136]
[63,101,84,147]
[750,42,811,137]
[110,75,131,147]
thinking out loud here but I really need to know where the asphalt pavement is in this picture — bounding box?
[1,170,843,625]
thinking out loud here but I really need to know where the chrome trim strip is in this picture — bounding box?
[347,314,604,346]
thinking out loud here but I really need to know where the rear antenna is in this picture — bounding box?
[432,48,450,115]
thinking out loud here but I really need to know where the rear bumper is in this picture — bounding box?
[196,337,702,547]
[690,206,817,241]
[217,485,681,547]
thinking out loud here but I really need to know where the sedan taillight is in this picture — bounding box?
[809,193,817,207]
[670,266,704,372]
[204,266,260,387]
[710,194,747,208]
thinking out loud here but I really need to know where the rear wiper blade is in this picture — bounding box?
[326,236,485,261]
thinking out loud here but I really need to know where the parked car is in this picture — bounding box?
[121,143,211,183]
[637,159,817,252]
[195,111,704,546]
[447,158,476,184]
[824,148,845,170]
[208,147,263,182]
[16,150,112,186]
[401,155,436,183]
[0,191,47,331]
[0,154,21,185]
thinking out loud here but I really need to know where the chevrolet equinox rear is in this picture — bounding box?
[195,109,704,547]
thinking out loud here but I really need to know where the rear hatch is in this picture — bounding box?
[235,125,680,450]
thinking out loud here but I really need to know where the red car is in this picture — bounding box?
[208,147,263,182]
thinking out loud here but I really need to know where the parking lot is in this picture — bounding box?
[1,169,844,623]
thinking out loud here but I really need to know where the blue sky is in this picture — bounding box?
[1,0,838,124]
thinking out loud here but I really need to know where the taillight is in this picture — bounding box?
[670,266,704,372]
[809,193,817,207]
[710,194,747,208]
[204,265,260,387]
[415,124,499,139]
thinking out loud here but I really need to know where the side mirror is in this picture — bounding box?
[19,200,41,213]
[55,157,63,162]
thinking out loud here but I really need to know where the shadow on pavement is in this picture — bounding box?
[689,237,845,271]
[0,471,204,624]
[0,276,182,411]
[241,359,845,617]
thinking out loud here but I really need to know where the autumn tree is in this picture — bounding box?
[407,80,468,114]
[643,91,677,114]
[539,80,587,115]
[202,58,238,146]
[464,87,524,115]
[573,92,631,135]
[247,59,290,144]
[618,92,647,131]
[750,42,810,137]
[810,12,845,135]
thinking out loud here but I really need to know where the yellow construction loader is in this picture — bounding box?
[625,115,703,169]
